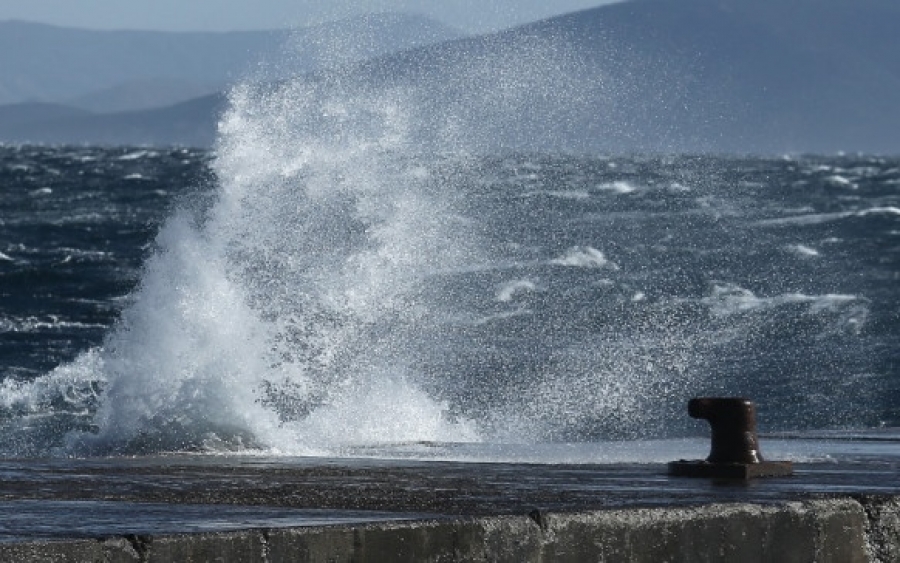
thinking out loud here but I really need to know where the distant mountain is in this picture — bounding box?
[0,102,92,128]
[352,0,900,154]
[0,95,226,148]
[2,0,899,154]
[64,78,223,113]
[0,13,462,110]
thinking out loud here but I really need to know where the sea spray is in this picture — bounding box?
[0,45,710,454]
[3,23,892,458]
[63,72,493,454]
[2,26,606,456]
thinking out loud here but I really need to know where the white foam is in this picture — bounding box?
[523,189,591,199]
[858,206,900,217]
[551,246,619,269]
[270,375,480,454]
[0,349,104,417]
[496,280,536,302]
[0,315,108,334]
[117,150,156,161]
[786,244,820,257]
[597,180,637,194]
[824,174,857,188]
[758,206,900,226]
[703,283,864,319]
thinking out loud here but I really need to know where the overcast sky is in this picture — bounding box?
[0,0,622,33]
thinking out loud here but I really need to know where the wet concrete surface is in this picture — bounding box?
[0,436,897,544]
[0,455,898,524]
[0,443,896,561]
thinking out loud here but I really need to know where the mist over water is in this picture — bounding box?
[1,26,897,458]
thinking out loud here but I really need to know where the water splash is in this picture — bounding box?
[62,70,497,454]
[3,23,891,458]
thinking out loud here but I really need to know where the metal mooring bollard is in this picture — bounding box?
[668,397,793,479]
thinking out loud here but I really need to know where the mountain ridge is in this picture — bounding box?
[0,13,462,109]
[2,1,898,154]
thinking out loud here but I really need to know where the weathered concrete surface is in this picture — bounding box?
[0,498,884,562]
[859,496,900,563]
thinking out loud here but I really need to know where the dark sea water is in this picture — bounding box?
[0,146,212,378]
[1,142,897,458]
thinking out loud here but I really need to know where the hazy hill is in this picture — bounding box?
[0,102,92,128]
[352,0,900,154]
[0,95,227,148]
[2,0,899,154]
[0,13,462,110]
[64,79,224,114]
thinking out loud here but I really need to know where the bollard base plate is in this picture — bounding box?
[668,460,794,479]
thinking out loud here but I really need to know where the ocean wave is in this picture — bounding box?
[117,150,158,161]
[597,180,638,194]
[0,350,104,419]
[785,243,821,258]
[496,279,537,302]
[824,174,857,188]
[550,246,619,269]
[0,315,108,334]
[757,206,900,226]
[522,189,591,199]
[702,283,865,318]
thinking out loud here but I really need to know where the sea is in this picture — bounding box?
[0,78,898,462]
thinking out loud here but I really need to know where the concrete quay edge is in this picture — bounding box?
[1,495,897,563]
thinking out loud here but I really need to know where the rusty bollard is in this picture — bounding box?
[668,397,793,479]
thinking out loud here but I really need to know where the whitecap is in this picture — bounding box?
[0,349,104,417]
[550,246,619,269]
[521,189,590,200]
[858,206,900,217]
[597,180,637,194]
[757,206,900,227]
[496,280,537,302]
[786,244,820,258]
[117,150,154,161]
[824,174,857,189]
[702,283,864,319]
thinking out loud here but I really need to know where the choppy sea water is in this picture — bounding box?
[1,142,897,459]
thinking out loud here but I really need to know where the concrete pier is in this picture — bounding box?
[0,451,897,562]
